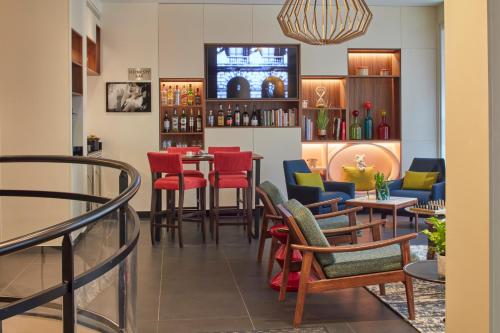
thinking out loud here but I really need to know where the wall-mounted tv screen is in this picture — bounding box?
[205,45,299,100]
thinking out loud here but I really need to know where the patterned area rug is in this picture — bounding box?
[205,328,328,333]
[366,245,445,333]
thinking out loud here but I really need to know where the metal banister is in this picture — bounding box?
[0,155,142,333]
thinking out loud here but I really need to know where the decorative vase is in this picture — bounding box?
[437,254,446,278]
[318,129,327,137]
[376,181,390,200]
[349,110,362,140]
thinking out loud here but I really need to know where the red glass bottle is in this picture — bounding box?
[377,110,390,140]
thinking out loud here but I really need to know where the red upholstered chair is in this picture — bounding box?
[209,151,253,244]
[166,147,204,178]
[147,152,207,247]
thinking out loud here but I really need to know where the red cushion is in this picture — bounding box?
[209,172,249,189]
[166,170,204,178]
[147,152,183,174]
[154,176,207,190]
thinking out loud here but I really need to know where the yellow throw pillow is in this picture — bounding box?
[295,172,325,191]
[402,171,439,190]
[342,166,376,191]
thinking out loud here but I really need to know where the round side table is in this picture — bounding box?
[404,260,445,284]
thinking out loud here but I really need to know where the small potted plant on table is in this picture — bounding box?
[422,217,446,277]
[374,172,390,200]
[316,108,329,138]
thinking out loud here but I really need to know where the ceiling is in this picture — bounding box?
[100,0,443,6]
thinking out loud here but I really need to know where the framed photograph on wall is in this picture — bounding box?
[106,82,151,112]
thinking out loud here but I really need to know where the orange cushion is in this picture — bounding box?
[154,176,207,190]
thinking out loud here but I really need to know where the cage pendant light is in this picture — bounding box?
[277,0,373,45]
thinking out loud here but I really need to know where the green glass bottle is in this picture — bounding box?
[350,110,362,140]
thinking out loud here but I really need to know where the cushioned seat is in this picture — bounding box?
[318,191,351,213]
[259,181,287,206]
[323,244,404,278]
[166,170,204,178]
[390,189,432,203]
[209,172,248,188]
[317,215,350,230]
[154,176,207,190]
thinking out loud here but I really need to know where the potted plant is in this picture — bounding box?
[374,172,390,200]
[317,108,329,137]
[422,217,446,277]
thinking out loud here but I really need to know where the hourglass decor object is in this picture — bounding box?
[277,0,373,45]
[314,86,327,107]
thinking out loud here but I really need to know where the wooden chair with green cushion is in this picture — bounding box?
[277,199,416,327]
[256,181,362,278]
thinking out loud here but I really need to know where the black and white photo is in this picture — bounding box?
[106,82,151,112]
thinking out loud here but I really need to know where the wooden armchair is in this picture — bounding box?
[256,182,361,279]
[277,199,416,327]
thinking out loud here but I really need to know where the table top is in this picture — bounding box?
[404,206,446,216]
[346,196,418,209]
[180,153,263,161]
[404,260,445,284]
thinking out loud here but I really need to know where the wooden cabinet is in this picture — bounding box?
[87,25,101,75]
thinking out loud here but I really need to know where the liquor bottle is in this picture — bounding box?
[363,101,373,139]
[188,108,195,132]
[181,85,188,106]
[180,109,187,132]
[242,105,250,126]
[350,110,362,140]
[225,104,233,126]
[187,84,194,106]
[174,85,181,106]
[208,110,215,127]
[172,108,179,132]
[217,104,225,126]
[167,85,174,106]
[160,84,167,106]
[196,109,203,132]
[378,110,390,140]
[163,112,170,132]
[195,88,202,105]
[251,105,259,126]
[234,104,241,126]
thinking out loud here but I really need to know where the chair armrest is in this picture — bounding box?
[291,233,417,253]
[287,184,321,205]
[314,206,362,220]
[323,181,355,198]
[388,178,403,191]
[431,181,446,200]
[305,198,341,210]
[321,219,386,236]
[266,214,283,221]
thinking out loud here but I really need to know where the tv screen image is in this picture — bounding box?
[206,45,298,100]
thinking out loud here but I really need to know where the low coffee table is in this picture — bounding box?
[404,260,445,284]
[346,196,418,237]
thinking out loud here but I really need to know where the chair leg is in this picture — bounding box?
[149,188,157,245]
[267,237,279,279]
[170,190,176,241]
[200,187,206,242]
[405,277,415,320]
[178,189,184,248]
[209,185,214,239]
[379,284,386,296]
[257,216,269,263]
[215,187,220,245]
[246,186,252,243]
[294,251,313,328]
[279,239,292,301]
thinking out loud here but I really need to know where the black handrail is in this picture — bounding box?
[0,155,142,333]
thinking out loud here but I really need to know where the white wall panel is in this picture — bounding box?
[253,128,301,195]
[301,43,348,75]
[252,5,294,44]
[347,6,402,49]
[204,4,253,43]
[159,4,204,77]
[401,6,437,49]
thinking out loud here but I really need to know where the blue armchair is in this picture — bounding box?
[389,158,446,214]
[283,160,355,213]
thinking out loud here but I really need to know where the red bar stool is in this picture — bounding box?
[166,147,204,178]
[209,151,253,244]
[147,152,207,247]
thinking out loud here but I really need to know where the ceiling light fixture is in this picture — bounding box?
[277,0,373,45]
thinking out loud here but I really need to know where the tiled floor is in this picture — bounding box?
[0,213,426,333]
